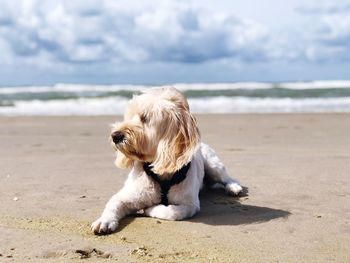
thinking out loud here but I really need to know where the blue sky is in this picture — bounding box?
[0,0,350,85]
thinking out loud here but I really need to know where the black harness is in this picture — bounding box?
[143,162,191,206]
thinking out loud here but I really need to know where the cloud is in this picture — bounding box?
[296,4,350,15]
[0,0,269,68]
[1,0,350,85]
[297,3,350,62]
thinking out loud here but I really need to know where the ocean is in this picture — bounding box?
[1,81,350,115]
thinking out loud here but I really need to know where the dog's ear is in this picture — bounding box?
[152,108,200,175]
[114,150,134,169]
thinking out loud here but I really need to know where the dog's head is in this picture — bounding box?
[111,87,200,175]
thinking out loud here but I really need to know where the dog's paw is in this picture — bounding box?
[91,216,118,235]
[144,205,182,220]
[145,205,172,220]
[225,182,243,196]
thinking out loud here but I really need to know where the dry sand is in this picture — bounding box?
[0,114,349,262]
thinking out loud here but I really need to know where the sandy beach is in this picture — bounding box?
[0,114,350,262]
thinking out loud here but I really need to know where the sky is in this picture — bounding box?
[0,0,350,85]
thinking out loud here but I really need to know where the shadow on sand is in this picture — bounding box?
[190,186,290,226]
[115,186,290,232]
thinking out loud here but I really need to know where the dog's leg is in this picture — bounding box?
[144,204,198,220]
[91,170,154,234]
[201,143,242,195]
[91,190,132,234]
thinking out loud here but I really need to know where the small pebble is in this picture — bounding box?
[79,195,86,199]
[13,197,19,201]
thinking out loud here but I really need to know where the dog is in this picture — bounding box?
[91,87,242,234]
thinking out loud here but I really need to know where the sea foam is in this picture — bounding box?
[1,81,350,115]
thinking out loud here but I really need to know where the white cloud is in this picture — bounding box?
[1,0,350,84]
[0,0,270,68]
[298,3,350,62]
[321,12,350,42]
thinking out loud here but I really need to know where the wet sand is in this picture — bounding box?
[0,114,350,262]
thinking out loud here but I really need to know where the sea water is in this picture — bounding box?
[1,81,350,115]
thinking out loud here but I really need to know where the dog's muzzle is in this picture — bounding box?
[111,131,125,144]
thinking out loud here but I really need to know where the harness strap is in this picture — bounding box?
[143,162,191,206]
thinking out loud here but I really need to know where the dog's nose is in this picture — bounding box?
[111,131,125,144]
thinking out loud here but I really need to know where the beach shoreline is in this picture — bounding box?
[1,114,349,262]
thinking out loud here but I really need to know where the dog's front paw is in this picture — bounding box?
[91,215,118,235]
[225,182,243,196]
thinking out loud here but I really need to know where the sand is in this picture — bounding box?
[0,114,350,262]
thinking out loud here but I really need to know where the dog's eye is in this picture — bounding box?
[140,114,148,123]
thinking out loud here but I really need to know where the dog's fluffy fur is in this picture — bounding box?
[91,87,242,234]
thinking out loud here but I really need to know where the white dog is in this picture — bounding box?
[91,87,242,234]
